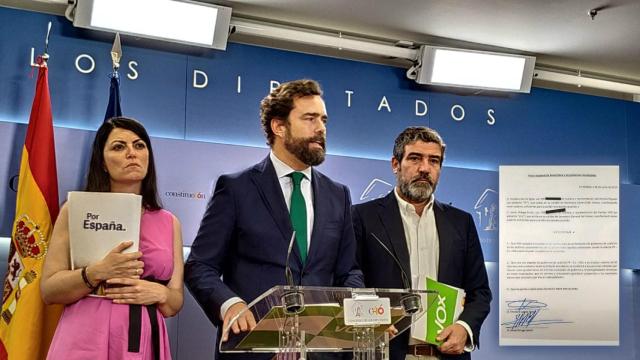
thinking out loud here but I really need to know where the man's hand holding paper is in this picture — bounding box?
[436,323,468,355]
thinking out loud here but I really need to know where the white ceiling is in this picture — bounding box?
[3,0,640,94]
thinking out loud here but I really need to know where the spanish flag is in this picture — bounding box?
[0,63,64,359]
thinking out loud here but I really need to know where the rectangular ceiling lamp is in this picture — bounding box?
[416,45,536,93]
[73,0,232,49]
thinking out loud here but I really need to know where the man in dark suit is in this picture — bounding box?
[353,127,491,360]
[185,79,363,359]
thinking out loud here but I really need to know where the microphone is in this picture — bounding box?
[370,232,421,315]
[282,231,304,314]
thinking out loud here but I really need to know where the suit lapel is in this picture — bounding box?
[249,156,293,244]
[434,200,455,279]
[378,192,412,280]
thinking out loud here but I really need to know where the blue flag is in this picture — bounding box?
[104,72,122,121]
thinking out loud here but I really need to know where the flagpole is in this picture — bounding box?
[33,21,53,68]
[111,32,122,72]
[104,33,123,121]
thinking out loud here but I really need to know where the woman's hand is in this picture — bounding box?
[86,241,144,284]
[103,278,168,305]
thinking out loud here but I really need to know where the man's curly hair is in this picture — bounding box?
[260,79,323,146]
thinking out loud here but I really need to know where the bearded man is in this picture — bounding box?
[185,79,363,360]
[352,127,491,360]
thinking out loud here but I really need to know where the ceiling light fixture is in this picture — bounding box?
[415,46,536,93]
[71,0,232,49]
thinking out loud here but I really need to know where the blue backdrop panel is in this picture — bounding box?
[111,46,187,139]
[0,9,187,136]
[2,6,640,360]
[1,7,638,181]
[1,121,633,268]
[155,138,503,256]
[0,124,24,234]
[620,184,640,269]
[153,138,266,245]
[627,102,640,183]
[0,122,497,258]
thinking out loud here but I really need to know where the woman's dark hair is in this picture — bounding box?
[85,116,162,210]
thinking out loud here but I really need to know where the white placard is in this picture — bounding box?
[499,166,619,346]
[343,297,391,326]
[68,191,142,269]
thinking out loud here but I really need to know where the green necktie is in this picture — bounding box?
[289,172,308,263]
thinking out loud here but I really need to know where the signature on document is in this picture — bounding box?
[501,299,572,331]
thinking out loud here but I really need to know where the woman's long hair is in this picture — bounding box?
[85,117,162,210]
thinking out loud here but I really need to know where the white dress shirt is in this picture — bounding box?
[394,189,474,358]
[220,152,315,320]
[395,188,439,289]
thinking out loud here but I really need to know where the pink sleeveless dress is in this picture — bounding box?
[47,209,175,360]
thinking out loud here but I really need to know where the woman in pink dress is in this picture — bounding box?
[42,117,184,360]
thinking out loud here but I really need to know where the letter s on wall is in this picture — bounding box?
[9,174,19,192]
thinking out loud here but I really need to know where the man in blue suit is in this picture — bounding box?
[185,79,363,359]
[353,127,491,360]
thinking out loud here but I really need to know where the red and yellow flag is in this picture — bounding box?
[0,63,64,359]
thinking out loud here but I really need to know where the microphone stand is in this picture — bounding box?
[279,231,307,360]
[282,231,305,314]
[371,233,421,315]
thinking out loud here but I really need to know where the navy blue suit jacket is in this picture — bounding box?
[185,156,363,358]
[352,192,491,360]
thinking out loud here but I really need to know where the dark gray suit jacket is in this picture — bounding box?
[352,192,491,360]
